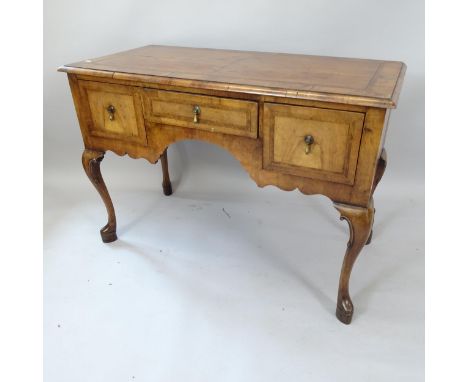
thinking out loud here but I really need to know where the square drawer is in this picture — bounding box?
[78,81,147,145]
[142,89,258,138]
[263,103,365,185]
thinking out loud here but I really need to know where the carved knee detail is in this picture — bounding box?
[334,200,374,324]
[366,149,387,245]
[372,149,387,194]
[82,149,117,243]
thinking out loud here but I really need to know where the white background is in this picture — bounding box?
[42,1,425,381]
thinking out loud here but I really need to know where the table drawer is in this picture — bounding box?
[142,89,258,138]
[78,81,147,145]
[263,103,365,185]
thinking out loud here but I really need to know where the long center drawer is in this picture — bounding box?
[142,89,258,138]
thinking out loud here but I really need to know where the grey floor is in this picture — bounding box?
[44,144,424,382]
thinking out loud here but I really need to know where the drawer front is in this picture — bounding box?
[78,81,147,144]
[263,103,365,185]
[142,89,258,138]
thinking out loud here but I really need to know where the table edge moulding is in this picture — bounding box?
[59,45,406,324]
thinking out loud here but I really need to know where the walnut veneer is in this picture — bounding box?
[60,45,405,324]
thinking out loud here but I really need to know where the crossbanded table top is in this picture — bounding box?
[60,45,406,108]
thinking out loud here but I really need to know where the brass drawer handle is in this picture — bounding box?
[193,105,201,123]
[304,135,314,154]
[106,105,116,121]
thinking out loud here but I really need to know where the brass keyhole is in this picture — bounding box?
[193,105,201,123]
[107,105,116,121]
[304,135,314,154]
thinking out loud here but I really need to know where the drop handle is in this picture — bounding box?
[304,135,314,154]
[106,105,116,121]
[193,105,201,123]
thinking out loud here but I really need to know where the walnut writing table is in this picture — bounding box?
[59,45,405,324]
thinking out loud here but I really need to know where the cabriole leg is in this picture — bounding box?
[160,149,173,196]
[334,200,374,324]
[82,149,117,243]
[366,148,387,245]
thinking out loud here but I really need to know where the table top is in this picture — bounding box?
[60,45,406,108]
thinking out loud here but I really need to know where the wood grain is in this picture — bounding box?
[142,88,258,138]
[82,150,117,243]
[366,148,388,245]
[78,81,147,145]
[61,45,406,324]
[59,45,406,108]
[263,103,364,185]
[334,200,374,324]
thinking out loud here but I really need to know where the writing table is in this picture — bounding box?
[59,45,406,324]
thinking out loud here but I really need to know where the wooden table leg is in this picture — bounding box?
[334,200,374,324]
[366,148,387,245]
[160,148,173,196]
[82,149,117,243]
